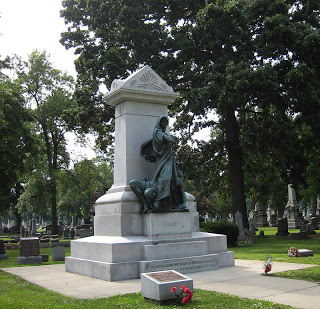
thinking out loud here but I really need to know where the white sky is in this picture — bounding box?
[0,0,210,160]
[0,0,96,162]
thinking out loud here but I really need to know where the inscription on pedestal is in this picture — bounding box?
[19,237,40,257]
[141,255,219,274]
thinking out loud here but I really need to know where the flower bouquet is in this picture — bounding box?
[263,255,272,274]
[288,247,300,257]
[171,285,193,305]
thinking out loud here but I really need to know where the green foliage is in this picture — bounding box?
[201,221,239,246]
[57,159,113,218]
[13,50,76,234]
[0,62,33,215]
[60,0,320,226]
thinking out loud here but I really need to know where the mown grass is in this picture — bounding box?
[233,227,320,265]
[232,226,320,282]
[0,228,319,308]
[0,270,294,309]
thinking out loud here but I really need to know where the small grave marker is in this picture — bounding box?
[141,270,193,303]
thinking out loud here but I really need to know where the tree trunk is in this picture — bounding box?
[50,177,58,235]
[222,106,249,230]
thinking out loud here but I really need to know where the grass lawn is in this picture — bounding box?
[0,270,294,309]
[232,227,320,283]
[0,228,318,308]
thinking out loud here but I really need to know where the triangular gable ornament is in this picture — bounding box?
[110,65,176,94]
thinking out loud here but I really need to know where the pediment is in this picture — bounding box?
[110,65,176,95]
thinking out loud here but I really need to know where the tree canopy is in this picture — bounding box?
[60,0,320,225]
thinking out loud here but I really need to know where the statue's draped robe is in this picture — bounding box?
[151,117,180,205]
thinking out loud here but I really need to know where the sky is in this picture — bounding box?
[0,0,211,161]
[0,0,96,162]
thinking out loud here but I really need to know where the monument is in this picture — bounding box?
[65,66,234,281]
[286,184,303,229]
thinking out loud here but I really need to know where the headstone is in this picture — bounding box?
[20,225,25,238]
[311,217,319,230]
[70,228,75,239]
[270,214,278,227]
[286,184,303,229]
[248,217,256,235]
[244,228,255,244]
[18,237,42,265]
[307,223,316,234]
[40,254,49,262]
[0,239,8,260]
[63,227,70,239]
[255,202,269,227]
[141,270,193,303]
[31,214,37,237]
[79,229,90,238]
[267,205,272,222]
[298,249,314,257]
[65,65,235,281]
[276,218,289,236]
[52,246,65,261]
[235,211,246,241]
[0,218,4,235]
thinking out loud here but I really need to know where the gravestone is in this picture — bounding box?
[141,270,193,303]
[31,214,37,237]
[79,229,90,238]
[286,184,303,229]
[63,227,70,239]
[307,223,316,234]
[65,66,234,281]
[235,211,246,241]
[276,218,289,236]
[311,217,319,230]
[20,225,25,238]
[52,246,65,261]
[255,203,269,227]
[70,228,75,239]
[270,214,278,227]
[0,239,8,259]
[18,237,42,265]
[0,218,3,235]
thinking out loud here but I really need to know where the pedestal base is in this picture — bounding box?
[65,233,234,281]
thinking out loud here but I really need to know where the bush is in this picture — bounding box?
[200,221,239,246]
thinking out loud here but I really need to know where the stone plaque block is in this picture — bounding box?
[0,239,5,254]
[40,254,49,262]
[17,256,42,265]
[52,246,65,261]
[141,270,193,301]
[298,249,314,257]
[19,237,40,257]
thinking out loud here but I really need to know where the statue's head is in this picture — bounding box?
[159,116,168,131]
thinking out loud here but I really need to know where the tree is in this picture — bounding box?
[58,159,113,221]
[15,50,75,234]
[0,56,33,219]
[60,0,320,229]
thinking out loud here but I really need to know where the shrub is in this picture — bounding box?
[201,221,239,246]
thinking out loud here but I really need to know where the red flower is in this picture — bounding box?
[182,297,189,304]
[181,285,186,290]
[171,287,177,293]
[184,288,191,294]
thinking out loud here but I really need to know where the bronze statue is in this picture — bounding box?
[130,116,187,213]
